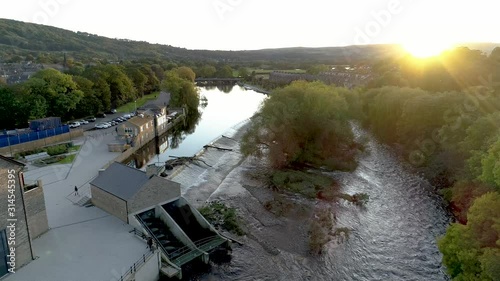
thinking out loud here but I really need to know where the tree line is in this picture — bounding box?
[241,47,500,280]
[0,62,203,130]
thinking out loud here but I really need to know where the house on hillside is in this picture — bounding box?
[90,162,181,223]
[0,155,49,278]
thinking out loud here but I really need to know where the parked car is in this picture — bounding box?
[106,109,117,114]
[112,117,123,123]
[86,117,97,122]
[110,121,118,126]
[69,122,80,128]
[95,122,110,129]
[96,112,107,118]
[79,120,89,124]
[122,114,131,119]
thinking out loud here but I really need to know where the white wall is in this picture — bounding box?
[134,251,160,281]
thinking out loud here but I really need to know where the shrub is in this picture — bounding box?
[46,144,69,156]
[199,202,245,236]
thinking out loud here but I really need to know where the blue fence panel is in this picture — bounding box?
[0,138,8,147]
[9,136,20,146]
[19,134,31,143]
[29,132,38,141]
[0,125,72,148]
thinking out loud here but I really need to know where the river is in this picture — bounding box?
[141,85,266,167]
[133,85,451,280]
[191,123,452,281]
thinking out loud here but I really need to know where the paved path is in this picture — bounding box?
[6,129,148,281]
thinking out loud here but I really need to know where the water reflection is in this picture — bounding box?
[169,109,201,150]
[124,86,266,168]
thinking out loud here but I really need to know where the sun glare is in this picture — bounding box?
[402,41,453,58]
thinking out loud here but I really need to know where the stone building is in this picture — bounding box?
[90,162,181,223]
[0,155,49,278]
[116,116,155,147]
[137,104,168,136]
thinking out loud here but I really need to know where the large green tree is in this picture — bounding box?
[27,68,83,118]
[241,80,359,170]
[161,67,199,116]
[439,192,500,281]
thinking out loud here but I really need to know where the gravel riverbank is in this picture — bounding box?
[167,121,330,280]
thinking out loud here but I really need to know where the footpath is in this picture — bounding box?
[7,129,148,281]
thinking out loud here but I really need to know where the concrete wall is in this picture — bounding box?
[90,185,128,223]
[128,179,181,215]
[0,129,84,157]
[133,251,160,281]
[155,206,197,251]
[0,162,34,271]
[23,181,49,239]
[177,197,220,235]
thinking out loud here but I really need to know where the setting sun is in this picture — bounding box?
[402,41,453,58]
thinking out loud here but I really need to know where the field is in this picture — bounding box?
[116,92,159,113]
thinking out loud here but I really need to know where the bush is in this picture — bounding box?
[271,169,335,198]
[45,143,69,156]
[199,202,245,236]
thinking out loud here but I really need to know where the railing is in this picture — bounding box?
[118,249,156,281]
[135,215,173,261]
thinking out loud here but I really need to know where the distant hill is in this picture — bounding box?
[454,42,500,55]
[0,18,408,64]
[0,18,497,65]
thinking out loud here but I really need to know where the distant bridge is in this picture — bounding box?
[195,78,241,85]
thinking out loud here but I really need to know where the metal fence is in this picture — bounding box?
[0,125,70,148]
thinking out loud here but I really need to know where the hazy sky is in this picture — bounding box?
[1,0,498,50]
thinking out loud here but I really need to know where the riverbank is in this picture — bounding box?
[168,121,451,281]
[167,120,340,280]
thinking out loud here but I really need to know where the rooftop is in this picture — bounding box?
[126,116,153,127]
[90,162,149,200]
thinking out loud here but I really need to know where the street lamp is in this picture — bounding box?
[134,100,137,113]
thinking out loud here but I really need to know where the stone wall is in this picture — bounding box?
[23,181,49,239]
[0,129,84,157]
[0,161,33,271]
[90,185,128,223]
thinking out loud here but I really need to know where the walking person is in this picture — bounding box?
[147,237,153,251]
[74,186,79,196]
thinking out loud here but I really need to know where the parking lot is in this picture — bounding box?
[68,112,135,131]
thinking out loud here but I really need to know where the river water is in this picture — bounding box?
[137,86,451,280]
[192,125,452,280]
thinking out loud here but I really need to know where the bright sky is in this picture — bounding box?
[1,0,498,51]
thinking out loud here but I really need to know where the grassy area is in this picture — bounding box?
[271,169,335,198]
[199,202,245,236]
[116,92,159,113]
[248,68,306,74]
[68,145,81,153]
[57,154,76,164]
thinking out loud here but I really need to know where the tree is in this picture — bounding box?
[241,81,359,170]
[480,139,500,190]
[237,67,249,78]
[161,68,199,116]
[174,66,196,82]
[215,65,233,78]
[71,75,102,117]
[306,64,330,75]
[197,65,217,78]
[28,68,83,118]
[439,192,500,280]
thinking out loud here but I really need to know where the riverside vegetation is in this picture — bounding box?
[1,20,499,278]
[240,47,500,279]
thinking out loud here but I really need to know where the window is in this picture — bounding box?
[0,229,9,277]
